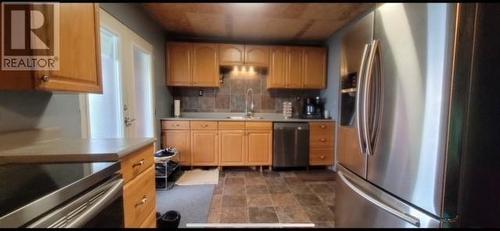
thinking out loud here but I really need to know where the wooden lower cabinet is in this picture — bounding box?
[247,130,272,165]
[121,143,156,228]
[162,130,191,165]
[191,130,219,166]
[161,120,273,167]
[309,148,334,165]
[309,121,335,166]
[219,130,246,166]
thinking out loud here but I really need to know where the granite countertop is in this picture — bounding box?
[161,112,335,122]
[0,128,156,165]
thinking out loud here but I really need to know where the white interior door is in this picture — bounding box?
[81,9,154,139]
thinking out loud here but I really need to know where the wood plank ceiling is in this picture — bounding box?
[142,3,374,43]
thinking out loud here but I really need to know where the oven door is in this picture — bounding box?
[27,175,124,228]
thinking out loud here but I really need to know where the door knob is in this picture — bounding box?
[124,116,136,127]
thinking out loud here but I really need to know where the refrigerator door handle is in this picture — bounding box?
[371,40,383,152]
[338,170,421,227]
[363,40,382,156]
[355,43,371,155]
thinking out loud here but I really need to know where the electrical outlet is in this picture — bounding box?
[199,90,203,96]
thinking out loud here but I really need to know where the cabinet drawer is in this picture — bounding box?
[162,121,190,130]
[245,122,272,130]
[309,122,334,131]
[310,133,334,147]
[310,122,334,148]
[191,121,218,130]
[218,121,245,130]
[121,144,154,184]
[310,148,334,165]
[124,166,156,228]
[140,210,157,228]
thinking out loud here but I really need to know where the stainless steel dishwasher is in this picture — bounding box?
[273,122,309,168]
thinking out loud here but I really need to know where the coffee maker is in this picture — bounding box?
[302,96,324,119]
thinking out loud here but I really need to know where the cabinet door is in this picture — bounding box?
[191,130,219,166]
[285,47,304,89]
[192,43,219,87]
[267,46,287,89]
[219,130,246,166]
[219,44,244,66]
[247,130,272,165]
[37,3,102,93]
[162,130,191,165]
[167,42,192,86]
[244,45,269,66]
[303,47,327,89]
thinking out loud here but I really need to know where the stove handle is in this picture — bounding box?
[64,178,123,228]
[28,177,124,228]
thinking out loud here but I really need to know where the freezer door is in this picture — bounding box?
[335,166,440,228]
[338,12,374,178]
[366,3,457,217]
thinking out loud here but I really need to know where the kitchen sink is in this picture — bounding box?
[226,116,263,120]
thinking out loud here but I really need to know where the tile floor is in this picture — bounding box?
[207,168,336,228]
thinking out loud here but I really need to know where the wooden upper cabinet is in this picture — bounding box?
[0,3,102,93]
[285,47,304,89]
[303,47,327,89]
[219,44,244,66]
[167,42,192,86]
[267,46,287,89]
[244,45,269,66]
[191,43,219,87]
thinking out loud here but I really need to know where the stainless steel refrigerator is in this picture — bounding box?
[336,3,477,228]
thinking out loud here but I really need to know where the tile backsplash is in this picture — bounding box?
[172,73,321,115]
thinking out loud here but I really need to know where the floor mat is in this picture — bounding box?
[156,184,215,228]
[175,168,219,185]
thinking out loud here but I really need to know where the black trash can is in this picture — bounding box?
[157,210,181,229]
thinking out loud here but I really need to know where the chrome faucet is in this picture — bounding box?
[245,88,254,117]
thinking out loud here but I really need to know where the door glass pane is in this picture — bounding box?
[88,28,123,139]
[131,46,154,138]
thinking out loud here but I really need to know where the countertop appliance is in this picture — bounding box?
[0,161,123,228]
[336,3,500,228]
[301,97,324,119]
[273,122,309,168]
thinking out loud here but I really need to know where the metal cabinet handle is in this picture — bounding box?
[320,125,326,129]
[132,159,144,168]
[135,196,148,207]
[202,124,208,128]
[175,124,180,127]
[320,155,325,160]
[320,138,326,142]
[41,75,49,82]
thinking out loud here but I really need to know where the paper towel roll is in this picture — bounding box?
[174,100,181,117]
